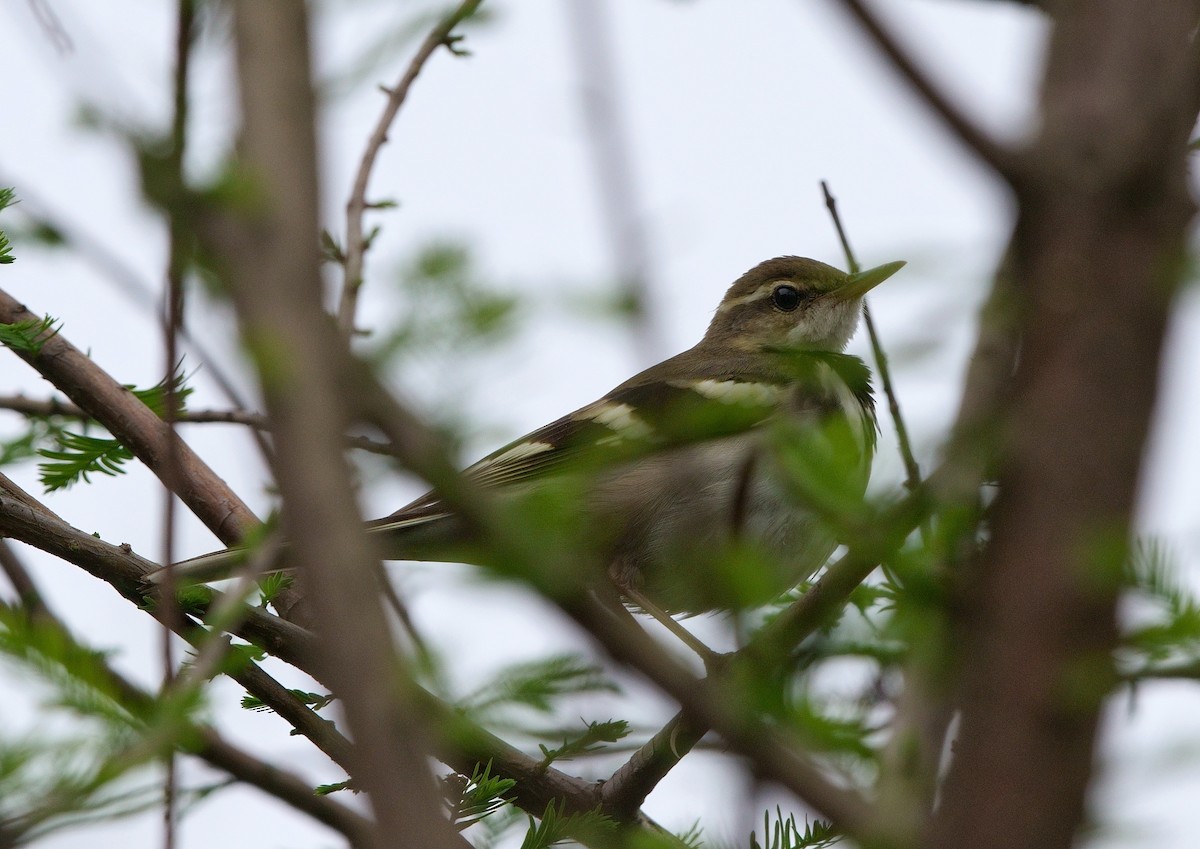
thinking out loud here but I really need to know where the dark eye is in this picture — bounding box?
[772,285,802,312]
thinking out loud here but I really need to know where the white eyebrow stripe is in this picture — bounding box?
[686,379,781,405]
[715,283,776,312]
[586,401,653,439]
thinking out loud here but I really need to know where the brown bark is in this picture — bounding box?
[218,3,468,847]
[930,4,1200,848]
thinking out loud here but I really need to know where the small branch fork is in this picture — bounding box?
[337,0,484,338]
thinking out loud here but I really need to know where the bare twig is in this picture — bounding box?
[821,180,922,493]
[0,394,406,457]
[338,0,483,337]
[832,0,1017,182]
[600,712,705,819]
[158,6,198,842]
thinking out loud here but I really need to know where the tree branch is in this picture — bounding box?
[0,289,258,546]
[338,0,484,337]
[832,0,1018,182]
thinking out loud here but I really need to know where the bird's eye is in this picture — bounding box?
[772,285,802,312]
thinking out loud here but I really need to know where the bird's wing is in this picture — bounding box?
[379,374,786,525]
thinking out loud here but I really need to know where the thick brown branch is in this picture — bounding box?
[930,4,1200,849]
[0,290,257,546]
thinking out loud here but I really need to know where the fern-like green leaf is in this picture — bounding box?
[465,654,619,715]
[37,431,134,492]
[537,719,629,767]
[749,808,841,849]
[0,315,59,354]
[519,801,616,849]
[444,761,517,830]
[240,689,332,714]
[0,186,15,264]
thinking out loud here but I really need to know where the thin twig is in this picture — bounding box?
[158,4,197,842]
[833,0,1018,183]
[338,0,483,337]
[0,395,408,458]
[821,180,922,493]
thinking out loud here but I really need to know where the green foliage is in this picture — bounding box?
[0,186,16,264]
[256,572,293,608]
[748,809,841,849]
[537,718,630,767]
[129,368,194,419]
[0,606,209,843]
[465,654,619,715]
[314,780,352,796]
[444,760,517,830]
[372,241,521,369]
[0,416,68,468]
[518,801,616,849]
[1121,538,1200,673]
[0,315,59,354]
[240,689,333,714]
[37,431,135,492]
[35,371,194,491]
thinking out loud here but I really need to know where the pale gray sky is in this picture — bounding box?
[1,1,1198,847]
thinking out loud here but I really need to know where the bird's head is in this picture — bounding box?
[702,256,905,352]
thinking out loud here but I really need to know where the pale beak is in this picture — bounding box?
[829,260,906,302]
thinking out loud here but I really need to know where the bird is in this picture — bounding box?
[161,256,903,619]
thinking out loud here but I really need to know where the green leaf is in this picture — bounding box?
[519,801,616,849]
[537,719,629,767]
[749,808,841,849]
[444,761,517,830]
[38,431,134,492]
[256,572,293,607]
[0,315,59,354]
[128,367,193,419]
[465,654,619,715]
[240,689,333,714]
[315,780,352,796]
[0,417,69,468]
[0,186,16,264]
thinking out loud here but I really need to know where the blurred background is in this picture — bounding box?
[0,1,1198,846]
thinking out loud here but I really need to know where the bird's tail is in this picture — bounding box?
[145,511,465,587]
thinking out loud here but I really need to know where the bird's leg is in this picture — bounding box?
[613,580,721,669]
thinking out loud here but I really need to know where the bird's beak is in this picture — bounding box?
[829,260,906,302]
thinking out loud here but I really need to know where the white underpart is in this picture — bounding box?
[590,402,653,440]
[689,379,780,406]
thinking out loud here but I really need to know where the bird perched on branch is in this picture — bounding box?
[160,256,903,619]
